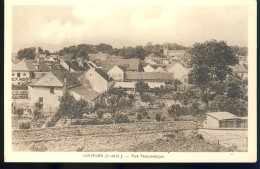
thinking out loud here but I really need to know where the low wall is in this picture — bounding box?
[13,121,197,143]
[198,128,248,151]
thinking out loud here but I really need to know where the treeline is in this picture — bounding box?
[230,46,248,56]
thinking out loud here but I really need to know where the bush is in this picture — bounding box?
[19,121,31,129]
[114,114,129,123]
[15,108,24,117]
[155,114,161,122]
[137,114,143,121]
[97,111,104,119]
[161,116,166,121]
[28,143,48,152]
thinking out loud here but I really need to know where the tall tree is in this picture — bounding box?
[17,47,36,60]
[188,40,238,105]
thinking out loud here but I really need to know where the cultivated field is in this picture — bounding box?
[12,121,240,152]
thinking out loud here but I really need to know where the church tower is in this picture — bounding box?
[163,42,169,56]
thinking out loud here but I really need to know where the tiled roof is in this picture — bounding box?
[231,65,247,73]
[102,59,140,71]
[125,71,174,82]
[12,59,37,71]
[31,70,80,88]
[71,71,86,79]
[71,86,101,101]
[95,68,113,82]
[206,112,239,120]
[64,61,86,71]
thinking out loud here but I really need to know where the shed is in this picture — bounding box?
[205,112,248,128]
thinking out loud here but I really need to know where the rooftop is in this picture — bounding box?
[125,71,174,82]
[102,59,140,71]
[70,86,101,101]
[231,65,247,73]
[206,112,240,120]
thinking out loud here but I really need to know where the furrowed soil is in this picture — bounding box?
[12,121,239,152]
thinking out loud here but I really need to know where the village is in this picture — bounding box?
[11,41,248,152]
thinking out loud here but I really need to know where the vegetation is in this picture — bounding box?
[19,121,31,129]
[17,47,36,60]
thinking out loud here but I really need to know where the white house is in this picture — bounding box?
[154,66,165,72]
[231,65,248,79]
[143,65,155,72]
[28,70,80,109]
[166,63,189,82]
[107,65,124,81]
[12,59,36,85]
[81,68,114,93]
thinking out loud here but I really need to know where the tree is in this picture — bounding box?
[188,40,239,105]
[155,114,161,122]
[137,106,148,118]
[168,104,185,120]
[17,47,36,60]
[137,113,143,121]
[134,46,146,60]
[226,73,247,100]
[140,94,154,107]
[135,81,149,95]
[73,99,89,118]
[58,93,76,119]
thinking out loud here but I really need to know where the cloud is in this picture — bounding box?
[12,5,248,52]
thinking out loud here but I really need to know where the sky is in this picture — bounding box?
[12,5,248,52]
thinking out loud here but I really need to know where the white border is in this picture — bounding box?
[4,0,257,162]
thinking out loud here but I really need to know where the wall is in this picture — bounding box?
[206,115,219,128]
[85,69,108,93]
[28,86,63,109]
[107,66,124,81]
[12,71,31,85]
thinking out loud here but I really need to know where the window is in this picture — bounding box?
[23,73,27,76]
[12,73,14,76]
[50,87,54,94]
[17,73,20,77]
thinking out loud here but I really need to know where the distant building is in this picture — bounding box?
[231,64,248,79]
[101,59,141,72]
[82,68,114,93]
[124,71,174,83]
[143,64,155,72]
[163,43,186,60]
[69,86,102,107]
[205,112,248,128]
[12,59,36,85]
[166,63,189,82]
[107,65,125,81]
[60,61,89,72]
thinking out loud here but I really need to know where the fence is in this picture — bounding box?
[12,90,28,99]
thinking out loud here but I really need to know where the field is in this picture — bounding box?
[12,121,240,152]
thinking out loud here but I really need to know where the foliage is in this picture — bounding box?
[135,81,150,95]
[114,114,129,123]
[17,47,36,60]
[14,108,24,117]
[137,106,148,117]
[97,110,104,119]
[73,99,89,119]
[226,73,247,100]
[209,95,247,117]
[168,104,186,119]
[187,99,207,117]
[155,114,161,122]
[19,121,31,129]
[137,114,143,121]
[188,40,239,104]
[230,46,248,56]
[38,47,50,56]
[33,101,43,120]
[140,94,155,106]
[58,93,76,118]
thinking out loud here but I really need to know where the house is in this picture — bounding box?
[166,63,189,82]
[231,64,248,78]
[69,86,102,107]
[144,58,158,65]
[28,70,80,109]
[101,59,141,72]
[125,71,174,83]
[154,66,165,72]
[107,65,125,81]
[143,64,155,72]
[81,68,114,93]
[205,112,248,128]
[12,59,37,85]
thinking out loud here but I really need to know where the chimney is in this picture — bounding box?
[68,64,71,72]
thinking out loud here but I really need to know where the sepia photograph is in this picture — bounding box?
[4,0,257,162]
